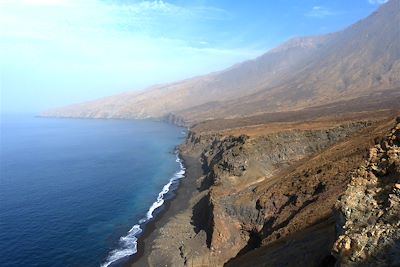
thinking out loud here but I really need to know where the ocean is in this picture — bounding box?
[0,114,185,267]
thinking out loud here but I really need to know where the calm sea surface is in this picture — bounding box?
[0,114,184,267]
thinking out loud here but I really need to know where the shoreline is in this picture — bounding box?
[102,150,188,267]
[124,152,202,266]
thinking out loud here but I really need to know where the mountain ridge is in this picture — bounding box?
[42,0,400,125]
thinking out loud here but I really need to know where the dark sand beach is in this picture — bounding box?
[126,153,202,266]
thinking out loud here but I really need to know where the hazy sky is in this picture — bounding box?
[0,0,386,113]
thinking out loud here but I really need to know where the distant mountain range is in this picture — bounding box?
[42,0,400,124]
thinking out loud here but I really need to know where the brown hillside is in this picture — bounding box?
[42,0,400,123]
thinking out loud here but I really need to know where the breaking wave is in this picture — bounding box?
[100,153,185,267]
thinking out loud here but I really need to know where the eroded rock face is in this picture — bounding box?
[333,118,400,266]
[198,122,371,189]
[162,113,187,127]
[142,118,394,267]
[184,122,373,264]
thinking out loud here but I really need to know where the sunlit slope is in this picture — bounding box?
[42,0,400,123]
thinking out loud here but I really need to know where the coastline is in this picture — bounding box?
[101,149,189,267]
[124,152,202,266]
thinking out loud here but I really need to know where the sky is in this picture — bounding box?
[0,0,388,113]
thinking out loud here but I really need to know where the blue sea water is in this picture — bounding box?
[0,114,185,267]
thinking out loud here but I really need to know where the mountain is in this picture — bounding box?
[42,0,400,124]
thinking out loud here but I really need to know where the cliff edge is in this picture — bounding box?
[132,113,399,267]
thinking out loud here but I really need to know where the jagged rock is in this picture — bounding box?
[179,121,375,264]
[332,119,400,267]
[139,117,397,267]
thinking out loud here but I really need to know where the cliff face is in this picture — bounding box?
[332,118,400,266]
[141,118,398,267]
[188,122,372,265]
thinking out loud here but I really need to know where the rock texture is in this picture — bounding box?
[136,116,398,267]
[332,118,400,266]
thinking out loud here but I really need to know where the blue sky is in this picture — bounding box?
[0,0,387,113]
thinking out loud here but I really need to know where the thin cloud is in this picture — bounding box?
[368,0,388,4]
[0,0,233,45]
[21,0,73,6]
[305,6,336,18]
[0,0,258,112]
[107,1,232,22]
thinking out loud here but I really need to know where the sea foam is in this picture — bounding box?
[101,154,185,267]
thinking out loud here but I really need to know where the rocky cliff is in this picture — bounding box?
[332,118,400,266]
[137,116,398,267]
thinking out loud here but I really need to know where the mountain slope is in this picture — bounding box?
[179,0,400,121]
[42,0,400,123]
[42,36,326,120]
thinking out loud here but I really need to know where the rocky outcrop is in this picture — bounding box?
[194,121,371,188]
[166,121,375,266]
[162,113,188,127]
[134,116,398,267]
[332,118,400,266]
[200,122,372,264]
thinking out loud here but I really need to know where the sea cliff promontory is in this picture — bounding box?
[131,112,399,266]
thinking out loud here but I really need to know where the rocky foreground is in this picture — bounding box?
[131,113,400,267]
[333,117,400,266]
